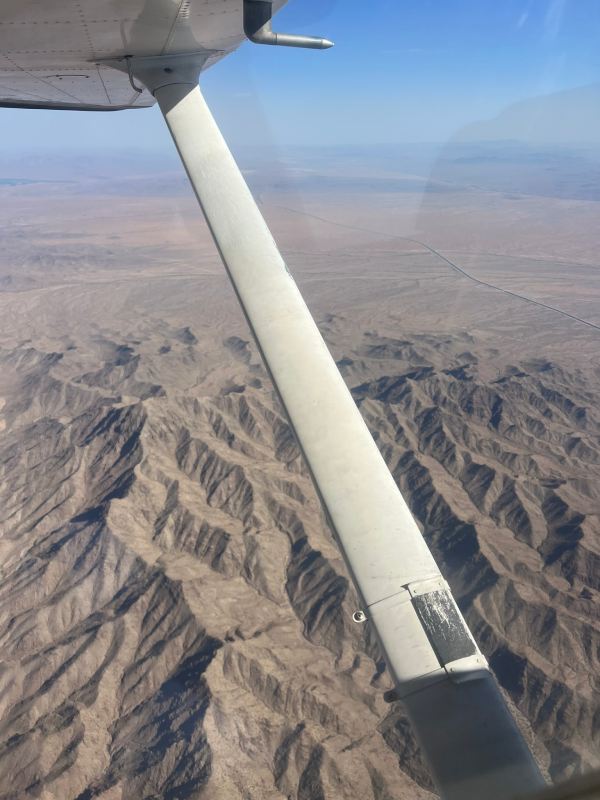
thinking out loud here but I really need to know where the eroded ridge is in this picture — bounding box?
[0,318,598,799]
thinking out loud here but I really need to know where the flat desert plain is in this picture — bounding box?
[0,143,598,799]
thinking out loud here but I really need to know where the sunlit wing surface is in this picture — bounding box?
[0,0,283,110]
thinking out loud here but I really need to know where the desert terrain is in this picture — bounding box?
[0,142,599,799]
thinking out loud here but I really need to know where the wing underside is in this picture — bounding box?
[0,0,282,110]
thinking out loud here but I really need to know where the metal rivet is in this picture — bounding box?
[352,610,367,623]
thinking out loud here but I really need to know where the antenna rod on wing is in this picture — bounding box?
[127,51,545,800]
[243,0,333,49]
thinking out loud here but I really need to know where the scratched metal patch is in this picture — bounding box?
[412,589,477,666]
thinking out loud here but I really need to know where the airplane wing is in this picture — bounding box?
[0,0,283,110]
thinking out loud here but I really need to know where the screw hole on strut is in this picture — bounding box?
[164,67,173,73]
[352,610,367,623]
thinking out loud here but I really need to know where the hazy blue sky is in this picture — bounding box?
[0,0,599,152]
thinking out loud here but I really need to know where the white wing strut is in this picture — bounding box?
[131,56,545,800]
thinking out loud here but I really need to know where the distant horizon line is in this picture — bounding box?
[0,138,599,157]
